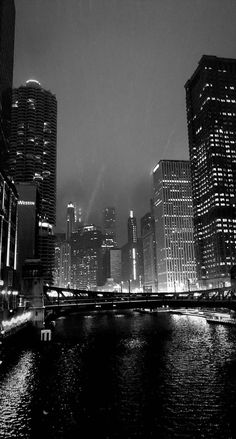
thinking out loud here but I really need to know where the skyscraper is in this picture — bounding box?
[153,160,196,292]
[128,209,137,244]
[121,210,143,289]
[54,233,71,288]
[66,202,75,241]
[103,207,117,247]
[16,183,39,276]
[10,80,57,283]
[0,169,18,292]
[141,208,157,292]
[185,55,236,287]
[0,0,15,170]
[71,225,103,290]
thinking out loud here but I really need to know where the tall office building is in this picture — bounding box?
[0,0,18,298]
[71,225,103,290]
[0,0,15,170]
[10,80,57,284]
[16,183,39,276]
[153,160,196,292]
[121,210,143,289]
[54,233,71,288]
[185,55,236,287]
[141,209,157,292]
[103,207,117,247]
[66,202,75,241]
[128,209,137,244]
[0,170,18,292]
[109,249,121,283]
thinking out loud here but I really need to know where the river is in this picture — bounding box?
[0,310,236,438]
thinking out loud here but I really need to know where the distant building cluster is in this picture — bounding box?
[0,0,235,297]
[54,55,236,293]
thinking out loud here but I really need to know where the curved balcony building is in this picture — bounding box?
[9,80,57,284]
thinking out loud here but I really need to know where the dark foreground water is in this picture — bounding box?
[1,310,236,438]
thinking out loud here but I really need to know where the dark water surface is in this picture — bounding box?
[1,310,236,438]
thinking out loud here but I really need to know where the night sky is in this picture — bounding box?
[13,0,236,245]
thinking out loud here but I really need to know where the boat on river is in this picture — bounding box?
[134,307,169,314]
[169,308,205,317]
[206,312,236,327]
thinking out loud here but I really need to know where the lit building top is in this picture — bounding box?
[25,79,41,88]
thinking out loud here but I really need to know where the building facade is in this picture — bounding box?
[66,202,75,241]
[16,183,39,277]
[141,210,157,292]
[153,160,196,291]
[103,207,117,248]
[0,170,18,291]
[109,248,121,284]
[0,0,15,170]
[121,210,143,290]
[9,80,57,284]
[185,55,236,287]
[54,233,71,288]
[71,225,103,290]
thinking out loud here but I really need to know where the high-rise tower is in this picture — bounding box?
[0,0,15,170]
[121,210,143,288]
[103,207,117,247]
[0,1,18,296]
[66,202,75,241]
[153,160,196,292]
[128,210,137,244]
[141,207,157,292]
[10,80,57,283]
[185,55,236,287]
[71,225,103,290]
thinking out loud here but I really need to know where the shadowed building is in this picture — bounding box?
[71,225,103,290]
[16,183,39,278]
[0,170,18,293]
[9,80,57,284]
[54,233,71,288]
[185,55,236,288]
[153,160,196,292]
[0,0,15,171]
[141,208,157,292]
[66,202,75,241]
[121,210,143,290]
[103,207,117,248]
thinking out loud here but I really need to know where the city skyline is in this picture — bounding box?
[13,0,236,243]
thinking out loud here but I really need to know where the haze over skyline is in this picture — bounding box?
[13,0,236,244]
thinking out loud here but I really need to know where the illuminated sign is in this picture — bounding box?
[18,201,35,206]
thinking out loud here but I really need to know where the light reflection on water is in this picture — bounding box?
[0,311,236,438]
[0,351,36,438]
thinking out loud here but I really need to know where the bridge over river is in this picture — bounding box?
[41,285,236,324]
[1,284,236,338]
